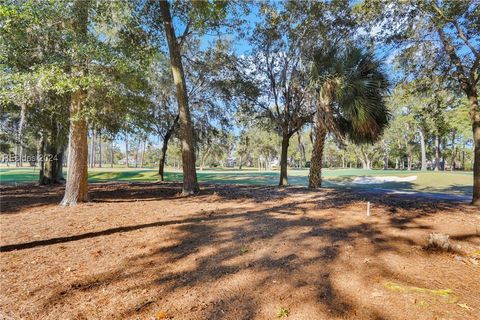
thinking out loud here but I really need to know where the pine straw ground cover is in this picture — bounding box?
[0,182,479,319]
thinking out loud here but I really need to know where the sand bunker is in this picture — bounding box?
[352,175,417,184]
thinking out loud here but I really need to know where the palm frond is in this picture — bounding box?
[309,45,390,144]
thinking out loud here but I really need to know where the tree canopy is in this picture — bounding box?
[1,0,478,205]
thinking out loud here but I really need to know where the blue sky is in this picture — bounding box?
[120,2,401,152]
[198,4,262,55]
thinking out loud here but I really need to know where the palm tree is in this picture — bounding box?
[308,47,390,188]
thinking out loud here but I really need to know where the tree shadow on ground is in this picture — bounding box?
[40,199,390,318]
[0,182,181,214]
[327,178,472,197]
[0,182,313,214]
[2,183,472,319]
[1,182,464,251]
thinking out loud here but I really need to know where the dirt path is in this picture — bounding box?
[1,183,479,319]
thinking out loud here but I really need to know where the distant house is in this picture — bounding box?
[226,156,237,167]
[258,156,279,169]
[270,158,279,168]
[118,158,136,165]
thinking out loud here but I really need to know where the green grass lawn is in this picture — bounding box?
[0,166,473,196]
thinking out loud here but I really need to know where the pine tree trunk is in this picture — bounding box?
[125,134,129,168]
[404,144,411,170]
[383,141,388,170]
[134,138,139,168]
[56,150,64,181]
[90,128,95,168]
[62,91,88,205]
[158,116,178,181]
[442,137,446,170]
[469,91,480,205]
[309,121,327,188]
[61,0,89,206]
[279,132,290,186]
[16,105,26,167]
[36,134,43,169]
[38,133,45,183]
[15,122,20,167]
[419,129,427,170]
[140,139,146,168]
[15,140,20,167]
[87,133,91,168]
[41,151,56,185]
[159,1,199,194]
[450,130,457,171]
[158,141,169,181]
[62,89,89,204]
[434,135,440,171]
[40,127,62,185]
[98,131,102,168]
[110,139,114,168]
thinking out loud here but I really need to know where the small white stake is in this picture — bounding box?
[367,201,371,216]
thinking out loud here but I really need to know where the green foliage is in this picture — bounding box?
[0,0,477,187]
[239,246,249,255]
[357,0,479,93]
[384,281,458,304]
[309,46,390,143]
[0,0,156,160]
[190,1,228,31]
[277,307,289,318]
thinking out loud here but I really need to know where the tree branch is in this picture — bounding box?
[178,18,192,47]
[436,27,471,91]
[452,20,479,57]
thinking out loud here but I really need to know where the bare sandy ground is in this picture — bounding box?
[1,182,479,319]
